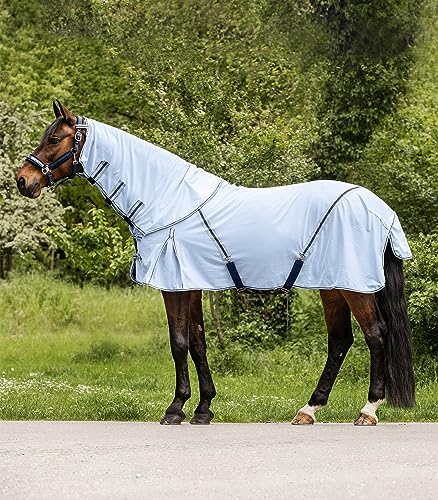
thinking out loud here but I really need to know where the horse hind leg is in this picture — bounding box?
[292,290,353,425]
[188,291,216,425]
[342,290,386,426]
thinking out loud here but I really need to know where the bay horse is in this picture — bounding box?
[16,101,415,425]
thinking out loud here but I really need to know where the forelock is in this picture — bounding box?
[42,117,64,141]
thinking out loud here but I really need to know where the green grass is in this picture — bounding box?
[0,273,437,422]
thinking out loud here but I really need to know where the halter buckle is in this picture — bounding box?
[41,165,50,175]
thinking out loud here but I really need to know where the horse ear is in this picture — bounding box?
[54,99,75,125]
[53,100,62,118]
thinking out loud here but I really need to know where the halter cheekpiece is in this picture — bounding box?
[25,116,88,187]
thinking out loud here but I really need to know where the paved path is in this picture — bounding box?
[0,422,437,499]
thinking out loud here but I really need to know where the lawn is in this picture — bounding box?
[0,274,436,423]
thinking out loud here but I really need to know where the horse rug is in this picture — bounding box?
[78,119,412,292]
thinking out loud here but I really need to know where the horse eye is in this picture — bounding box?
[48,136,60,145]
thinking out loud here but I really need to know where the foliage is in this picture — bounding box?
[211,291,294,350]
[349,0,438,235]
[48,208,133,286]
[0,101,66,274]
[309,0,423,179]
[405,233,438,357]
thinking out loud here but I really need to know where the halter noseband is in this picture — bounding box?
[25,116,88,187]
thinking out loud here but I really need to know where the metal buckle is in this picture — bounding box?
[41,165,50,175]
[75,131,82,142]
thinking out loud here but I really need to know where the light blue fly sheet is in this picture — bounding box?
[78,118,412,292]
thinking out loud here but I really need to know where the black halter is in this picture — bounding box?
[25,116,88,187]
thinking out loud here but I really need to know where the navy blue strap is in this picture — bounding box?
[48,150,74,171]
[199,209,245,290]
[226,261,245,290]
[282,259,304,291]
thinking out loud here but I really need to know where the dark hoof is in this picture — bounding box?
[160,411,186,425]
[190,411,214,425]
[291,412,315,425]
[354,413,378,426]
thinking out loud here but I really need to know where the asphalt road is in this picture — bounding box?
[0,421,437,499]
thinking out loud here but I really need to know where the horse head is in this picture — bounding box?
[16,101,87,198]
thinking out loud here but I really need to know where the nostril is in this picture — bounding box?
[18,177,26,190]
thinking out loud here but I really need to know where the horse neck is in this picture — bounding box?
[82,119,225,233]
[83,119,200,198]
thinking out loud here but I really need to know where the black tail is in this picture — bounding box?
[376,245,415,407]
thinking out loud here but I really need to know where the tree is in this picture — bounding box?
[349,0,438,235]
[308,0,423,179]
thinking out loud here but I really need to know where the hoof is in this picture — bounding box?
[160,411,186,425]
[190,411,214,425]
[354,413,378,426]
[291,412,315,425]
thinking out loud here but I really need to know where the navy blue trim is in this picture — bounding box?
[199,210,228,258]
[87,160,110,185]
[199,209,245,290]
[302,186,360,255]
[122,200,144,231]
[281,185,360,291]
[130,237,138,282]
[109,180,125,200]
[128,200,143,219]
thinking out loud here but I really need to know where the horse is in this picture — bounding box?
[16,101,415,426]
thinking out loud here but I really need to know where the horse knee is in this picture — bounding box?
[170,335,189,357]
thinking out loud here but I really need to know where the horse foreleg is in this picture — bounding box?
[161,291,192,425]
[342,291,386,426]
[188,291,216,425]
[292,290,353,425]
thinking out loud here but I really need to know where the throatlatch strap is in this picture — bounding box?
[281,185,360,291]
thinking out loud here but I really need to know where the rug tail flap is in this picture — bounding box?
[389,214,412,260]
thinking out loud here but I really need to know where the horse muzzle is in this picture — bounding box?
[16,173,42,198]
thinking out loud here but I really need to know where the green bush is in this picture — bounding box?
[405,233,438,357]
[47,208,133,287]
[211,291,294,350]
